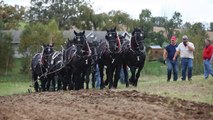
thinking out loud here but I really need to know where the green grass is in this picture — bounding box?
[118,75,213,105]
[0,80,31,96]
[1,59,213,105]
[0,58,31,96]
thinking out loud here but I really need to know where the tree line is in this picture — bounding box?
[0,0,212,75]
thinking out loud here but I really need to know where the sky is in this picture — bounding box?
[3,0,213,25]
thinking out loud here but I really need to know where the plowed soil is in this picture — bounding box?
[0,90,212,120]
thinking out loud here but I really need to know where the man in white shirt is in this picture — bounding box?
[173,35,195,81]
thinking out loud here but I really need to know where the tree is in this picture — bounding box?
[0,1,25,30]
[26,0,91,30]
[163,11,182,41]
[47,19,64,48]
[152,16,166,27]
[19,21,64,73]
[110,10,131,31]
[138,9,153,36]
[0,1,24,75]
[77,4,94,30]
[91,13,105,30]
[210,22,213,31]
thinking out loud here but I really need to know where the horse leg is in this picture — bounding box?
[41,77,47,91]
[73,73,80,90]
[113,65,121,88]
[32,73,39,92]
[108,67,115,89]
[81,70,86,89]
[46,76,51,91]
[99,64,104,89]
[104,67,109,86]
[85,68,90,89]
[52,75,56,91]
[68,73,74,90]
[57,74,62,90]
[129,67,136,86]
[123,64,129,88]
[135,67,142,87]
[135,60,145,87]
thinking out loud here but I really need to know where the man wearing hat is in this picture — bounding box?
[163,36,179,81]
[173,35,195,81]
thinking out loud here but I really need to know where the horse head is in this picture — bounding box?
[64,38,77,63]
[105,27,120,53]
[73,30,87,55]
[42,43,55,68]
[131,28,145,52]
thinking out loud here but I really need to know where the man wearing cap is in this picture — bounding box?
[202,39,213,80]
[173,35,195,81]
[163,36,178,81]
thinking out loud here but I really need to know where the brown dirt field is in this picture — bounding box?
[0,89,212,120]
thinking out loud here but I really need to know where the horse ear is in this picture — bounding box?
[82,30,85,35]
[74,30,77,35]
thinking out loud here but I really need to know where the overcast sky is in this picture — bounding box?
[3,0,213,25]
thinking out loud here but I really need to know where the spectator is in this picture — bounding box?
[173,35,195,81]
[95,64,101,88]
[202,39,213,80]
[163,36,178,81]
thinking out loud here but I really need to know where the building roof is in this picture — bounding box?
[148,45,162,49]
[6,30,130,44]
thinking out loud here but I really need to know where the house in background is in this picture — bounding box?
[147,45,164,61]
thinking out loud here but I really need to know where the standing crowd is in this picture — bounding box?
[163,35,213,81]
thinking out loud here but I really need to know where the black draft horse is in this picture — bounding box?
[61,39,76,90]
[31,44,55,92]
[122,28,146,87]
[85,33,99,89]
[97,27,122,89]
[64,30,91,90]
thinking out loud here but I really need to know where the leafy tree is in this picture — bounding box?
[0,1,25,30]
[210,22,213,31]
[77,4,94,30]
[91,13,105,30]
[138,9,153,36]
[182,22,192,30]
[152,16,166,27]
[0,32,14,75]
[47,19,64,49]
[164,11,182,41]
[26,0,91,30]
[0,1,24,75]
[110,10,131,31]
[19,21,64,73]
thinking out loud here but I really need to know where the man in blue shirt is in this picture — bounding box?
[163,36,178,81]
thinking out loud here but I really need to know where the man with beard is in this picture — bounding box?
[173,35,195,81]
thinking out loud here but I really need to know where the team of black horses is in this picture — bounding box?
[31,27,146,92]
